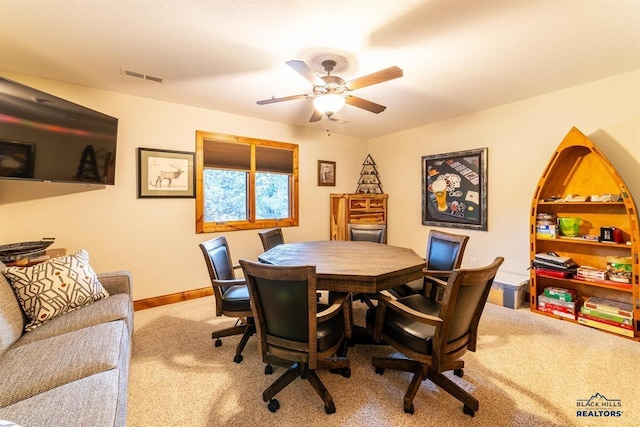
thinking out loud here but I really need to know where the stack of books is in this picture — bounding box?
[537,286,578,319]
[532,252,579,278]
[535,213,557,239]
[575,266,608,283]
[578,296,634,338]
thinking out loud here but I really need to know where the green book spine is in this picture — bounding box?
[580,306,632,324]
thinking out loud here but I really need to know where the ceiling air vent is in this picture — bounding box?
[120,68,165,84]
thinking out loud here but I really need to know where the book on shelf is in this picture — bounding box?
[538,295,578,313]
[538,304,577,320]
[577,314,635,338]
[579,308,632,329]
[583,296,633,318]
[535,268,572,278]
[534,253,576,268]
[576,266,607,280]
[543,286,577,302]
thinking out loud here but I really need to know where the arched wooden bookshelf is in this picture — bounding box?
[529,127,639,340]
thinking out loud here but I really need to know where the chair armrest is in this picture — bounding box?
[383,297,444,327]
[317,294,346,322]
[423,274,448,288]
[97,270,132,295]
[423,269,452,278]
[211,278,246,288]
[317,293,352,339]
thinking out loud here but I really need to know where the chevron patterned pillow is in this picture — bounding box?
[4,249,109,331]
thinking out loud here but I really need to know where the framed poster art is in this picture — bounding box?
[422,147,488,231]
[137,147,195,198]
[317,160,336,186]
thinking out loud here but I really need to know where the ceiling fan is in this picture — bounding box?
[257,59,403,122]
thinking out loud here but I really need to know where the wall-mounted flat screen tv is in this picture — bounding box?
[0,77,118,185]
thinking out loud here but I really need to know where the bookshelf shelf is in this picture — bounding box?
[529,127,639,340]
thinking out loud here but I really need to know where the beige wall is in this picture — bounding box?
[0,73,368,300]
[369,70,640,282]
[1,70,638,299]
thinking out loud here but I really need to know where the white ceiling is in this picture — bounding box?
[1,0,639,139]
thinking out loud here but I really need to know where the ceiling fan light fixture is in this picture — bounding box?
[313,93,345,117]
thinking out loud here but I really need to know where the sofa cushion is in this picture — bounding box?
[0,320,129,408]
[0,263,26,355]
[3,250,109,331]
[0,370,122,427]
[13,293,133,348]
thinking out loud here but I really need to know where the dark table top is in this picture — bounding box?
[258,240,426,293]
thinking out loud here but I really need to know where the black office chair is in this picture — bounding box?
[258,227,285,251]
[199,236,255,363]
[367,257,504,416]
[389,229,469,300]
[239,259,351,414]
[347,223,386,243]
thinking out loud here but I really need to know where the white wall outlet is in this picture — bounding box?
[470,258,477,267]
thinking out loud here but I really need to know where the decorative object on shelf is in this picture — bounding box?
[0,238,55,264]
[421,147,488,231]
[528,126,639,340]
[558,217,581,237]
[355,154,383,194]
[137,147,195,198]
[317,160,336,186]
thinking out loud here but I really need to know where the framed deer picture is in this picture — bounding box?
[137,147,195,198]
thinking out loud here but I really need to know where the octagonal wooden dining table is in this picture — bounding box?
[258,240,426,294]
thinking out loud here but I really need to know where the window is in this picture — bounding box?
[196,131,299,233]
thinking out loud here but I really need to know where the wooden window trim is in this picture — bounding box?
[196,131,299,233]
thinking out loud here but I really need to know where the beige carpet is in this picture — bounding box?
[127,296,639,427]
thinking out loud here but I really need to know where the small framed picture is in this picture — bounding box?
[137,147,195,198]
[317,160,336,186]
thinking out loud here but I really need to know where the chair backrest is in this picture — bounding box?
[435,257,504,365]
[239,259,318,364]
[347,223,387,244]
[426,230,469,271]
[199,236,236,295]
[258,228,285,251]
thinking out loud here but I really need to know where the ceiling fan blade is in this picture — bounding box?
[309,109,323,122]
[345,95,387,114]
[257,94,309,105]
[345,66,403,91]
[286,60,325,86]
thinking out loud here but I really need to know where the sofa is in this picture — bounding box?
[0,256,133,427]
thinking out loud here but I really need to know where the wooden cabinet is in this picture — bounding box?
[529,127,639,340]
[330,193,388,240]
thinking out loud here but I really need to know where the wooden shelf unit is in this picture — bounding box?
[330,193,388,241]
[529,127,639,340]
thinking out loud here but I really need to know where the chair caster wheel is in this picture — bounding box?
[454,368,464,378]
[265,364,273,375]
[325,402,336,414]
[267,399,280,412]
[375,367,384,375]
[463,405,475,417]
[341,368,351,378]
[233,354,243,363]
[214,339,222,347]
[404,403,415,414]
